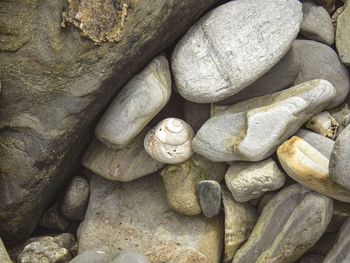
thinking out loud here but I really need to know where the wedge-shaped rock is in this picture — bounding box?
[161,154,227,216]
[301,1,334,45]
[193,79,336,162]
[95,55,171,149]
[233,184,333,263]
[222,188,257,263]
[330,124,350,190]
[277,136,350,202]
[82,129,165,182]
[324,218,350,263]
[225,158,285,202]
[171,0,302,103]
[78,174,222,263]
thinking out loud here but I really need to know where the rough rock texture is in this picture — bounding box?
[278,136,350,202]
[18,233,76,263]
[217,48,299,106]
[222,188,257,263]
[330,124,350,190]
[324,218,350,263]
[232,184,333,263]
[111,251,149,263]
[336,1,350,66]
[296,129,335,158]
[301,1,334,45]
[225,158,285,202]
[95,55,171,149]
[0,0,218,244]
[197,180,221,218]
[40,202,69,231]
[61,176,89,221]
[171,0,302,103]
[78,174,223,263]
[82,129,165,181]
[0,238,12,263]
[305,111,339,139]
[160,154,227,216]
[193,79,336,162]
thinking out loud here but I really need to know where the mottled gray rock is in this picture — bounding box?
[0,238,11,263]
[296,129,335,158]
[171,0,302,103]
[193,79,336,162]
[161,154,227,216]
[18,233,76,263]
[69,251,111,263]
[327,200,350,233]
[184,101,210,132]
[40,202,69,231]
[336,2,350,66]
[0,0,218,244]
[278,136,350,202]
[111,251,149,263]
[233,184,333,263]
[222,188,257,263]
[330,124,350,190]
[217,47,299,106]
[324,218,350,263]
[305,111,339,139]
[299,254,325,263]
[78,174,223,263]
[301,1,334,45]
[197,180,221,218]
[82,129,164,182]
[293,40,349,108]
[225,158,285,202]
[95,56,172,149]
[61,176,89,221]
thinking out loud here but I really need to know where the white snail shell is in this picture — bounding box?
[144,118,194,164]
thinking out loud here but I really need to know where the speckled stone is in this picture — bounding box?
[197,180,221,218]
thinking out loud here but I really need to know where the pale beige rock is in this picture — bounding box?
[161,154,227,215]
[82,129,165,182]
[305,111,339,139]
[222,188,257,263]
[78,174,223,263]
[277,136,350,202]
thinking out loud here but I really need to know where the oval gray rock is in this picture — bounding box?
[330,124,350,190]
[232,184,333,263]
[197,180,221,218]
[95,55,171,149]
[193,79,336,162]
[61,176,90,221]
[225,158,285,202]
[301,1,334,45]
[82,129,165,182]
[171,0,302,103]
[324,217,350,263]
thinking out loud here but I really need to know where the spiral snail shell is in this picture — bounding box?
[144,118,194,164]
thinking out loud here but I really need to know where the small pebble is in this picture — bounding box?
[197,180,221,218]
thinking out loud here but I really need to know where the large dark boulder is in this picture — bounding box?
[0,0,218,244]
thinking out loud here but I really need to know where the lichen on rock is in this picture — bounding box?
[61,0,128,44]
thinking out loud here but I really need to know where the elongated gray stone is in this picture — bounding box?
[336,2,350,66]
[232,184,333,263]
[330,124,350,190]
[197,180,221,218]
[301,1,334,45]
[225,158,285,202]
[111,251,149,263]
[296,129,334,158]
[171,0,302,103]
[324,218,350,263]
[61,176,90,221]
[82,129,165,182]
[78,174,223,263]
[193,79,336,162]
[95,55,171,149]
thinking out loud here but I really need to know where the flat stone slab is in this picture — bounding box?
[171,0,302,103]
[77,174,222,263]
